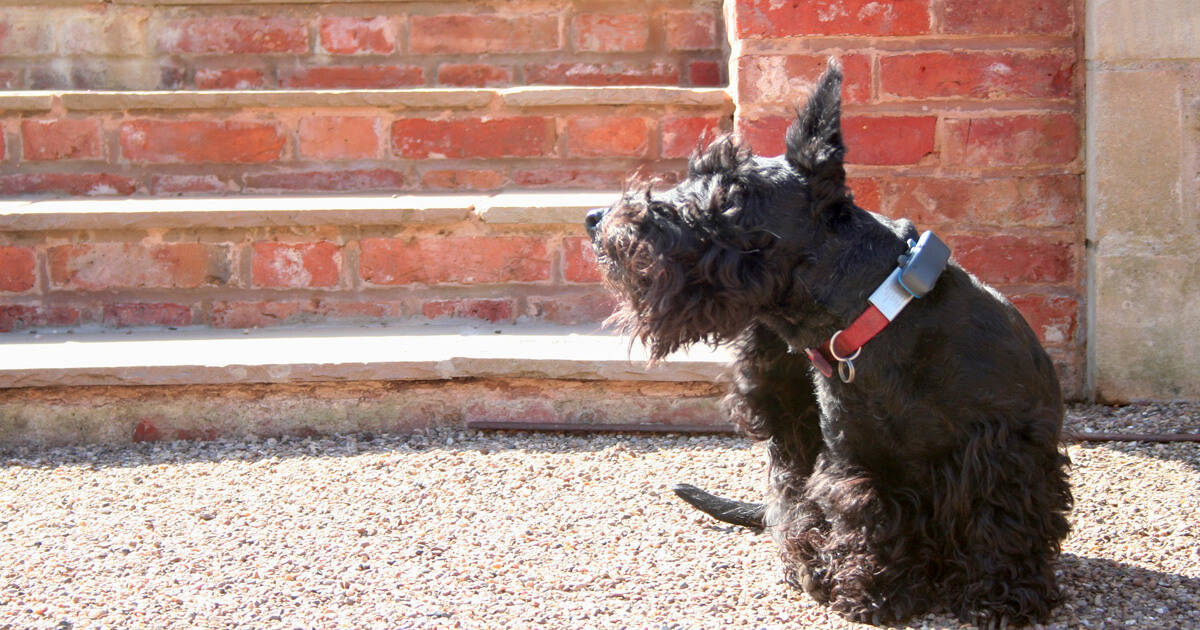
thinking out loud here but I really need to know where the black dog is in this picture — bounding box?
[585,59,1072,627]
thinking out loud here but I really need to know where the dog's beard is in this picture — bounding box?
[595,230,752,363]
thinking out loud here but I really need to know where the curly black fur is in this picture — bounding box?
[587,59,1072,627]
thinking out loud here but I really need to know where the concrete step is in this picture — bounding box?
[0,190,617,230]
[0,323,733,445]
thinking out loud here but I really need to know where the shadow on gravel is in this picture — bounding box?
[1076,440,1200,474]
[0,430,754,470]
[1056,553,1200,627]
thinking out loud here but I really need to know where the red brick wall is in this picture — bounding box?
[0,223,617,332]
[0,0,1086,396]
[0,1,725,90]
[731,0,1084,394]
[0,101,729,195]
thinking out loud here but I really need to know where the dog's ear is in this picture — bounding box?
[785,59,847,207]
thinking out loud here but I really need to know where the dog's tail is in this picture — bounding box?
[672,483,766,531]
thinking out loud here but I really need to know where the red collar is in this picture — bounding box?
[805,231,950,383]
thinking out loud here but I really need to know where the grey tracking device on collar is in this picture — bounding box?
[896,231,951,299]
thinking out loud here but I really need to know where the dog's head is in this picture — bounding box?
[587,59,855,360]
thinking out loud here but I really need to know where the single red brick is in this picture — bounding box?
[392,117,554,159]
[567,117,649,158]
[21,119,103,161]
[949,234,1074,285]
[563,237,602,283]
[1009,294,1077,346]
[0,246,36,292]
[210,301,303,329]
[943,114,1078,167]
[157,17,308,54]
[736,0,931,37]
[194,68,265,89]
[422,299,514,323]
[525,62,680,86]
[319,16,395,55]
[664,11,719,50]
[244,169,407,192]
[252,242,342,288]
[298,116,380,160]
[941,0,1074,35]
[844,115,937,165]
[738,54,872,105]
[661,116,724,159]
[48,243,229,290]
[103,303,193,328]
[523,293,617,325]
[436,63,513,87]
[419,169,506,191]
[120,120,285,164]
[359,237,550,285]
[688,61,722,86]
[880,51,1074,100]
[0,173,136,196]
[846,176,882,211]
[882,175,1080,227]
[513,168,628,189]
[151,174,231,195]
[410,14,559,54]
[316,300,403,320]
[573,14,648,52]
[0,305,80,332]
[279,65,424,89]
[738,115,789,155]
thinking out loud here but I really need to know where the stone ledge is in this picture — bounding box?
[0,191,617,231]
[499,86,731,108]
[475,191,615,224]
[0,323,731,389]
[58,89,497,111]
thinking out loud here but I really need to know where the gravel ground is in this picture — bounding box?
[1,404,1197,629]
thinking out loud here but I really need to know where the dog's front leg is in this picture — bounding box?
[723,324,832,600]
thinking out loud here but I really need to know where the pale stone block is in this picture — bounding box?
[1093,254,1200,401]
[1089,68,1195,254]
[1088,0,1200,61]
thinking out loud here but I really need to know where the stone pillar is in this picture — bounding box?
[1087,0,1200,400]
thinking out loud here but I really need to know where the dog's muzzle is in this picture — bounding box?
[585,207,608,239]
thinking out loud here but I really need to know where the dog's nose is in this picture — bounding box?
[585,207,608,238]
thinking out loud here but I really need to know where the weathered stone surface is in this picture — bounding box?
[1087,0,1200,61]
[0,195,480,230]
[1090,68,1195,254]
[0,92,54,111]
[0,192,625,231]
[52,89,495,111]
[475,191,616,224]
[0,324,731,389]
[1093,254,1200,401]
[1086,5,1200,400]
[500,86,730,108]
